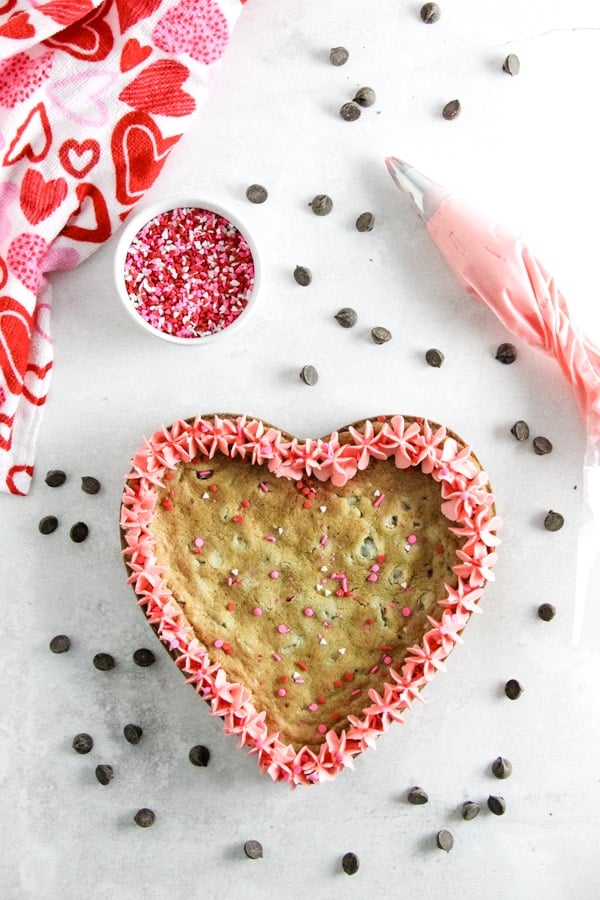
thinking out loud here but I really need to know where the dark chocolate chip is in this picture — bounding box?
[189,745,211,767]
[293,265,312,286]
[371,326,392,344]
[93,652,115,671]
[510,420,529,441]
[72,733,93,754]
[330,46,349,66]
[310,194,333,216]
[45,470,66,488]
[504,678,523,700]
[133,648,155,668]
[39,515,58,535]
[81,476,101,494]
[340,100,361,121]
[537,603,556,621]
[355,211,375,232]
[245,184,268,204]
[134,808,155,828]
[425,348,444,368]
[487,795,506,816]
[491,756,512,779]
[462,801,480,820]
[544,510,564,532]
[502,53,520,76]
[420,2,441,23]
[353,87,376,108]
[70,521,89,543]
[533,436,553,455]
[342,852,360,875]
[49,634,70,654]
[244,840,263,859]
[436,829,454,852]
[442,98,461,120]
[407,786,429,805]
[495,342,517,364]
[299,365,319,386]
[335,307,357,328]
[123,724,143,745]
[95,764,114,785]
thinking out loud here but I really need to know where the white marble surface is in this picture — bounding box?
[3,1,600,897]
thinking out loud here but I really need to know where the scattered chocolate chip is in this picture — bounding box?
[244,840,263,859]
[123,724,143,745]
[495,342,517,364]
[420,2,441,23]
[425,348,444,368]
[39,515,58,535]
[245,184,268,204]
[510,420,529,441]
[49,634,70,654]
[95,764,114,785]
[462,801,480,820]
[436,829,454,852]
[72,733,93,754]
[407,786,429,805]
[93,652,115,671]
[293,265,312,286]
[335,307,358,328]
[189,745,211,767]
[340,100,361,121]
[487,795,506,816]
[310,194,333,216]
[533,436,553,455]
[299,365,319,386]
[504,678,523,700]
[502,53,520,76]
[133,648,155,668]
[491,756,512,779]
[342,852,360,875]
[355,211,375,232]
[442,98,461,120]
[45,470,66,487]
[353,87,376,108]
[538,602,556,621]
[134,808,155,828]
[70,521,89,543]
[330,46,349,66]
[544,510,564,532]
[371,326,392,344]
[81,476,100,494]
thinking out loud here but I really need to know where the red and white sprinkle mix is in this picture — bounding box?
[123,207,255,339]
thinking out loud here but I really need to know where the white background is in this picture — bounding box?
[2,1,600,897]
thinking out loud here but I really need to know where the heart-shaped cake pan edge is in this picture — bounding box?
[120,413,500,786]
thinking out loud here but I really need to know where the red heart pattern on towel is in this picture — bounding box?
[114,0,162,34]
[2,102,52,166]
[6,233,48,292]
[32,0,95,26]
[152,0,229,65]
[20,168,68,225]
[58,137,100,178]
[0,11,35,40]
[119,60,195,117]
[119,37,152,72]
[0,296,32,394]
[111,110,181,206]
[43,0,114,62]
[61,181,111,243]
[0,51,54,109]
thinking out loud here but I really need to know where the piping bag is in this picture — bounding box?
[386,156,600,649]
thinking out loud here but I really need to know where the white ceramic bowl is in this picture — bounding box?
[113,196,260,344]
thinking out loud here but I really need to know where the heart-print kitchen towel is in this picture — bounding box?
[0,0,249,495]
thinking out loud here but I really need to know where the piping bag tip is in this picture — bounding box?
[385,156,450,222]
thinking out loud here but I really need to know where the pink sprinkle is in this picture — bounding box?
[309,703,318,712]
[402,607,411,617]
[407,534,417,545]
[265,535,276,542]
[253,607,263,617]
[320,534,328,546]
[370,665,379,674]
[367,573,378,583]
[383,655,392,665]
[193,537,204,548]
[351,688,361,696]
[277,624,290,634]
[373,492,385,508]
[317,724,327,734]
[273,653,281,662]
[277,688,287,697]
[370,564,380,573]
[227,577,233,586]
[259,482,269,492]
[270,570,280,579]
[304,608,314,617]
[214,639,223,648]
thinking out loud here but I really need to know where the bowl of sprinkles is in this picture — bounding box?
[114,198,259,343]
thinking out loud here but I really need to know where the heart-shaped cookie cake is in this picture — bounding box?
[120,415,500,786]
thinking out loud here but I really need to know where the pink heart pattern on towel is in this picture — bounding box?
[152,0,229,65]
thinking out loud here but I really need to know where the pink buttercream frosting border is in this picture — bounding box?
[120,415,501,786]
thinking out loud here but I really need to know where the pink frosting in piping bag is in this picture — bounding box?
[386,157,600,647]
